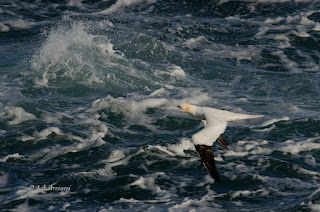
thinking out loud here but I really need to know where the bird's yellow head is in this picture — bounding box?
[179,104,194,114]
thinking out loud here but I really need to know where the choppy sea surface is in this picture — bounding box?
[1,0,320,211]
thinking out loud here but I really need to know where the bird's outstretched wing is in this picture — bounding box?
[192,114,228,146]
[200,120,228,150]
[195,144,221,183]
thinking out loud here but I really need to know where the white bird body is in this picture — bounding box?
[179,104,264,183]
[181,105,263,146]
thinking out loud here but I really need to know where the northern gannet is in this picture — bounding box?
[179,104,264,183]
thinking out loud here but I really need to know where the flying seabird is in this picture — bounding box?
[179,104,263,183]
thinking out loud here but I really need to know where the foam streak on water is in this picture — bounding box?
[0,0,320,211]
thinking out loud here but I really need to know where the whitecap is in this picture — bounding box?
[168,185,223,211]
[35,127,64,141]
[162,64,186,79]
[25,123,108,164]
[0,129,6,135]
[224,140,272,158]
[0,106,37,125]
[313,23,320,31]
[93,164,117,178]
[224,150,249,157]
[78,148,143,180]
[149,88,169,97]
[307,201,320,212]
[30,21,116,87]
[11,200,41,212]
[304,154,317,167]
[196,175,215,187]
[264,17,284,24]
[3,19,36,30]
[128,172,174,200]
[0,153,24,162]
[92,0,151,15]
[230,188,270,200]
[0,23,10,32]
[278,137,320,155]
[105,149,126,163]
[166,138,195,157]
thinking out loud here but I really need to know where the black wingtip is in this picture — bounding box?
[195,145,222,183]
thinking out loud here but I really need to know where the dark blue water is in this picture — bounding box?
[1,0,320,211]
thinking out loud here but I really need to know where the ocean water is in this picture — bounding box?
[1,0,320,211]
